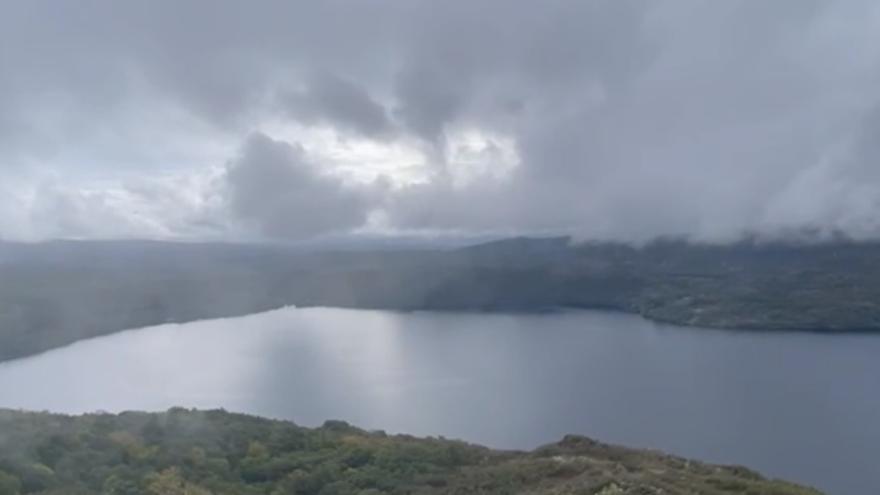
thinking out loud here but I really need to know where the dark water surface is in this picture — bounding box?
[1,307,877,494]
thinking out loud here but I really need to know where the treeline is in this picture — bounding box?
[0,408,818,494]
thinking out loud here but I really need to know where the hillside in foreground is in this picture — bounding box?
[0,408,819,495]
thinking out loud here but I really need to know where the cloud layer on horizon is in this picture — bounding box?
[2,0,880,243]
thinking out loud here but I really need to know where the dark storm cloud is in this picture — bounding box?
[225,133,374,240]
[384,0,880,242]
[0,0,404,142]
[1,0,880,241]
[280,72,394,138]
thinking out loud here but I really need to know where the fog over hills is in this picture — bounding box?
[3,237,880,363]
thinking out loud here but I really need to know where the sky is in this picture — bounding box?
[2,0,880,243]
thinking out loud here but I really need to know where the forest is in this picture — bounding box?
[0,408,818,494]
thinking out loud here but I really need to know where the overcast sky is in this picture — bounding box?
[2,0,880,243]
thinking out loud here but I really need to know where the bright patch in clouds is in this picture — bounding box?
[445,128,520,187]
[256,120,428,187]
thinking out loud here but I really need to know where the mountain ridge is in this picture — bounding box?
[3,237,880,362]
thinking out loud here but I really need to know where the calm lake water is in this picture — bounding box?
[1,307,878,494]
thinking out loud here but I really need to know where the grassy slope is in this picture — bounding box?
[0,408,820,495]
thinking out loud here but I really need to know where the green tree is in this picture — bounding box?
[19,464,56,493]
[0,471,21,495]
[145,468,211,495]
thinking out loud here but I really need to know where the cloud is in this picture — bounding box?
[759,105,880,240]
[224,133,376,239]
[2,1,880,242]
[0,170,225,242]
[380,0,880,242]
[280,72,394,139]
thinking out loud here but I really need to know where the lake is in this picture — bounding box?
[0,307,877,494]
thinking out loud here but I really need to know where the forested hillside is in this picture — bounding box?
[3,237,880,363]
[0,408,819,494]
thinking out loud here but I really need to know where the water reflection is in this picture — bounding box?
[0,307,878,494]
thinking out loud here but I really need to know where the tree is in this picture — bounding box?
[0,471,21,495]
[145,468,211,495]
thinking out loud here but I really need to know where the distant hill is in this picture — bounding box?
[0,408,820,494]
[3,237,880,362]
